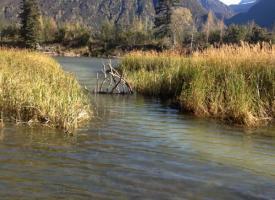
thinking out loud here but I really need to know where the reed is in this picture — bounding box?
[0,48,91,132]
[121,44,275,126]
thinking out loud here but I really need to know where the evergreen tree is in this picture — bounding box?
[249,26,271,44]
[20,0,41,48]
[223,25,248,44]
[154,0,174,38]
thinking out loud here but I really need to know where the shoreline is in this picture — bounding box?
[121,45,275,128]
[43,50,121,59]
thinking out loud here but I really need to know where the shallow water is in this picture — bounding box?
[0,57,274,199]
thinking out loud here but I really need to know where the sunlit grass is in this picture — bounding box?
[121,44,275,127]
[0,48,92,132]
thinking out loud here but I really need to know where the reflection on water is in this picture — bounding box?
[0,57,274,199]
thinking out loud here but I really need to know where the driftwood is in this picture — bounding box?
[94,61,133,95]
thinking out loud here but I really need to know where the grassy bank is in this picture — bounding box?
[0,49,91,132]
[121,44,275,127]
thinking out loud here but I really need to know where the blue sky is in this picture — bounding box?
[220,0,241,5]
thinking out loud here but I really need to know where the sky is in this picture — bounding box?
[220,0,241,5]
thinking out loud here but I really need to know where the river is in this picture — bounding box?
[0,57,274,199]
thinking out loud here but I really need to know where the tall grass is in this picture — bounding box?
[0,49,91,132]
[121,44,275,126]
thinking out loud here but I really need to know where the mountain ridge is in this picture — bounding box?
[0,0,233,27]
[229,0,257,13]
[227,0,275,29]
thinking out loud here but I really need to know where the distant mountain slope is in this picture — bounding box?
[0,0,232,27]
[0,0,18,19]
[229,0,257,13]
[227,0,275,28]
[0,0,156,26]
[199,0,233,18]
[175,0,206,17]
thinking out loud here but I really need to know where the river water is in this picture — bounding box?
[0,57,274,199]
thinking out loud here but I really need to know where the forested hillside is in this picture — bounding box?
[0,0,233,27]
[0,0,155,27]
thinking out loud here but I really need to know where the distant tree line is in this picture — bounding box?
[0,0,92,49]
[153,0,275,51]
[0,0,274,54]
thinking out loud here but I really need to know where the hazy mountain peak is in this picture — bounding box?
[230,0,258,13]
[228,0,275,29]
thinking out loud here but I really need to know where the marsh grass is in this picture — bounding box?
[121,44,275,126]
[0,48,91,132]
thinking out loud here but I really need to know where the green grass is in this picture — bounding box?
[0,48,91,132]
[121,45,275,127]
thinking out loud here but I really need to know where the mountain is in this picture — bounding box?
[227,0,275,29]
[230,0,257,13]
[0,0,232,27]
[199,0,233,18]
[0,0,156,27]
[175,0,206,17]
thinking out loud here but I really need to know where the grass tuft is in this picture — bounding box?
[121,44,275,127]
[0,48,92,132]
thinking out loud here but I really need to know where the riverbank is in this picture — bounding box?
[0,49,91,132]
[0,42,149,58]
[38,45,123,58]
[121,44,275,127]
[37,45,90,57]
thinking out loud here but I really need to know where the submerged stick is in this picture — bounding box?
[94,62,133,95]
[96,72,99,93]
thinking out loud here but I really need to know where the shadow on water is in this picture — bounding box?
[0,56,274,199]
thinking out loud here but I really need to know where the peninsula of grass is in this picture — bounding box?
[121,44,275,127]
[0,49,91,132]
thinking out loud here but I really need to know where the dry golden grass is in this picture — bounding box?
[0,48,91,132]
[121,44,275,127]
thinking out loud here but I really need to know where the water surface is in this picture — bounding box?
[0,57,274,199]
